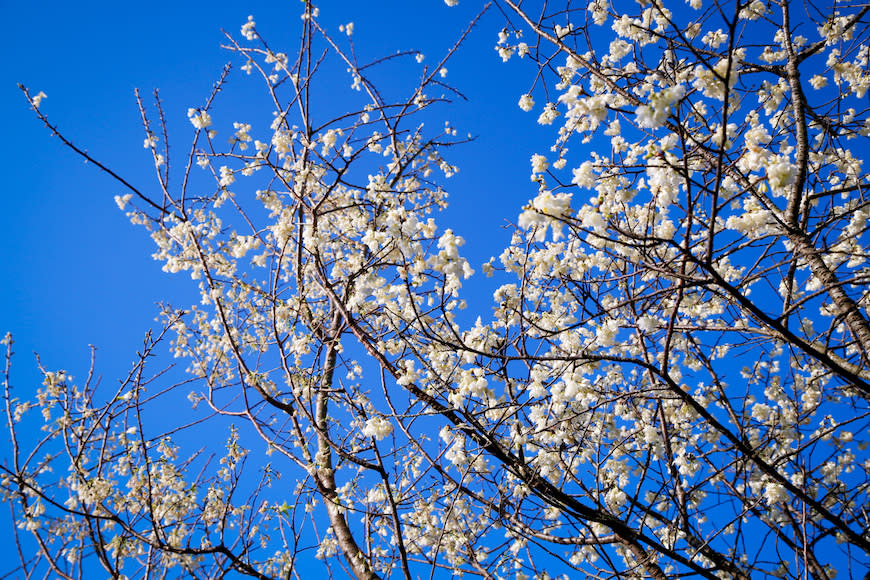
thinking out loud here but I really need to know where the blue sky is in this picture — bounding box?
[4,1,545,382]
[7,2,867,578]
[2,0,550,573]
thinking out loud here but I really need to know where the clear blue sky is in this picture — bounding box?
[4,1,869,578]
[4,1,547,382]
[2,0,549,573]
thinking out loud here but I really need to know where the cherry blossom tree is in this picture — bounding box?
[5,0,870,578]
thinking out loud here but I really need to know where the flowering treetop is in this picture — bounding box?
[4,1,870,578]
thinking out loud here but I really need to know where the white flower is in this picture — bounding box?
[635,85,685,128]
[656,219,676,239]
[635,105,657,128]
[637,315,658,333]
[609,39,631,60]
[605,486,627,509]
[241,15,256,40]
[596,319,620,347]
[809,75,828,89]
[531,154,549,175]
[702,29,727,48]
[766,157,796,191]
[517,191,573,240]
[555,23,573,39]
[751,403,772,422]
[233,122,252,145]
[362,416,393,440]
[519,94,535,112]
[763,482,788,504]
[114,194,133,210]
[572,161,597,188]
[444,0,458,5]
[187,108,212,129]
[366,486,387,504]
[581,209,605,230]
[694,56,742,100]
[739,0,765,20]
[219,166,235,187]
[537,103,560,125]
[32,91,47,108]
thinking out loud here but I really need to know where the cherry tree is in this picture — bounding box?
[4,0,870,578]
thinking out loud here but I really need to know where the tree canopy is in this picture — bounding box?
[4,0,870,578]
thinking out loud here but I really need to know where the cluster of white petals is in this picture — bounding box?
[187,108,212,129]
